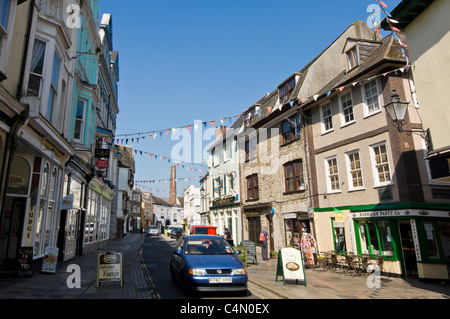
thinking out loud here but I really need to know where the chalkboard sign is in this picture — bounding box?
[241,240,257,264]
[17,247,33,277]
[97,251,123,287]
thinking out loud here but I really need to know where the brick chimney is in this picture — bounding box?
[169,165,177,206]
[214,126,227,141]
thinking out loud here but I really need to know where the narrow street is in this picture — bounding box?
[141,234,264,299]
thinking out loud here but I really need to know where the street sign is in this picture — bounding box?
[95,159,109,170]
[97,251,123,287]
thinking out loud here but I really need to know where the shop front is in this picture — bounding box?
[210,196,242,245]
[243,203,273,249]
[314,203,450,280]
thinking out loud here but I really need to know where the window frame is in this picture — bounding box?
[283,159,305,193]
[279,77,296,104]
[320,102,333,134]
[246,174,259,201]
[370,142,392,187]
[325,156,341,193]
[0,0,17,78]
[281,114,301,145]
[346,46,359,71]
[346,150,365,191]
[362,79,382,117]
[339,90,355,126]
[74,99,87,143]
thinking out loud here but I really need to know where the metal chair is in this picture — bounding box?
[376,255,390,277]
[344,255,357,276]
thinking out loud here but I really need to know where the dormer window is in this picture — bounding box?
[346,46,359,70]
[279,77,296,104]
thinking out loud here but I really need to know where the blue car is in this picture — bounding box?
[170,235,248,294]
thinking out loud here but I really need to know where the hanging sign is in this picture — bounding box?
[97,251,123,287]
[95,159,109,170]
[276,247,306,286]
[41,247,59,274]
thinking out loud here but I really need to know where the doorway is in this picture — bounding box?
[399,220,418,277]
[0,197,26,271]
[247,215,261,245]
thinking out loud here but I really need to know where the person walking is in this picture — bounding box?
[260,227,269,260]
[224,228,233,246]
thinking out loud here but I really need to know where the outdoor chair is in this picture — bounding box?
[344,255,357,276]
[376,255,390,277]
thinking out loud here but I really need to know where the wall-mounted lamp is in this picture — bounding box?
[384,89,433,151]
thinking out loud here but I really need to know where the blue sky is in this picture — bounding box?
[99,0,402,197]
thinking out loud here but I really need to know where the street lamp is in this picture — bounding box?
[384,89,433,151]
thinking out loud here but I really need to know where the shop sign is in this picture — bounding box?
[410,220,422,262]
[276,247,306,286]
[97,251,123,287]
[95,148,110,158]
[41,247,59,274]
[22,204,35,247]
[60,194,74,210]
[95,159,109,170]
[352,210,446,219]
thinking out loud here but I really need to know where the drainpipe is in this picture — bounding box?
[17,0,36,100]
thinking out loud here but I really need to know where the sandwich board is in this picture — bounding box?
[276,247,307,286]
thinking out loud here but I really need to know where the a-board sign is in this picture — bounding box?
[241,240,257,264]
[17,247,33,277]
[276,247,306,286]
[41,247,59,274]
[97,251,123,287]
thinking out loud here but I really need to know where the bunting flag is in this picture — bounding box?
[135,175,204,184]
[116,145,208,174]
[377,0,409,63]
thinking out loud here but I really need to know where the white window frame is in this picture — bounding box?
[346,150,365,191]
[362,79,382,117]
[320,101,333,134]
[0,0,17,77]
[370,142,393,187]
[325,155,341,193]
[74,99,86,143]
[339,90,355,127]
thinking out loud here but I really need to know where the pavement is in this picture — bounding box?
[0,233,449,300]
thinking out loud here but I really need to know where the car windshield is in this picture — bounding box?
[184,238,234,255]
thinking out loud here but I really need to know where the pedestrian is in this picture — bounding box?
[224,228,233,246]
[260,227,269,260]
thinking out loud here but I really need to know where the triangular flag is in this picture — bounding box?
[313,94,319,101]
[289,100,295,107]
[339,86,345,92]
[211,121,215,127]
[301,97,306,103]
[186,126,191,132]
[267,106,272,113]
[378,1,387,8]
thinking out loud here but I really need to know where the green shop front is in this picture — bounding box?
[314,203,450,280]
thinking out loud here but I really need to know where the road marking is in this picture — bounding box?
[249,287,268,299]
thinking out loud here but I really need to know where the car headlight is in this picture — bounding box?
[234,268,247,275]
[188,268,206,276]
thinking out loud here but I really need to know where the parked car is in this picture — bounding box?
[165,225,174,236]
[147,225,159,236]
[190,225,217,235]
[170,235,247,295]
[170,227,185,239]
